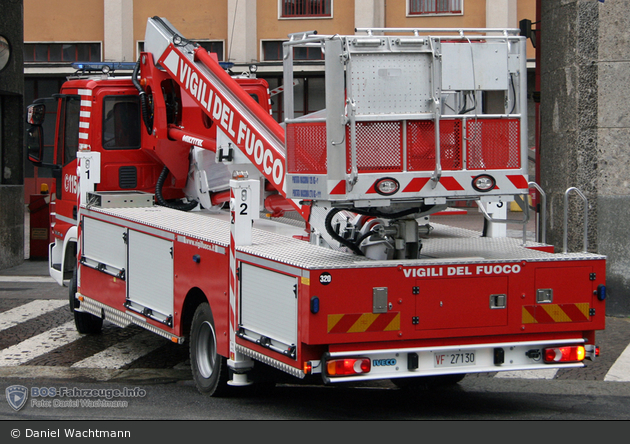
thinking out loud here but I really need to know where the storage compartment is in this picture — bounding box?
[238,262,298,357]
[81,216,127,277]
[415,275,509,330]
[126,229,174,326]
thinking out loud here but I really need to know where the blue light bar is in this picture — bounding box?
[72,62,137,73]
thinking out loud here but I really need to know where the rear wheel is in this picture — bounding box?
[392,374,466,390]
[70,267,103,334]
[189,303,230,396]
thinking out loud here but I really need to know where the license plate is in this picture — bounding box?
[434,350,476,367]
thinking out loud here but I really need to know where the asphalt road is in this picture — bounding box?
[2,211,630,423]
[1,373,630,421]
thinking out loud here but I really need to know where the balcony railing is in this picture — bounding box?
[409,0,462,15]
[281,0,332,18]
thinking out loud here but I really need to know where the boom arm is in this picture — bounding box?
[142,16,307,218]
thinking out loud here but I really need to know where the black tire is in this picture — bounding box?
[70,268,103,334]
[189,303,230,396]
[392,373,466,390]
[69,267,78,313]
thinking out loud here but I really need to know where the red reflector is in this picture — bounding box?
[543,345,585,363]
[326,358,371,376]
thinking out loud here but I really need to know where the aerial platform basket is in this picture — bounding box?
[283,28,529,207]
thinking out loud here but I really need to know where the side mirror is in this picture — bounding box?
[26,103,46,125]
[26,125,43,163]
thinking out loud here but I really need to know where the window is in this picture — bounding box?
[281,0,331,18]
[196,41,225,61]
[138,41,224,61]
[262,41,323,61]
[409,0,462,15]
[266,76,325,122]
[62,97,81,165]
[55,96,81,169]
[23,43,101,63]
[102,96,141,150]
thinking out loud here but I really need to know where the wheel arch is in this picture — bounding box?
[50,225,78,286]
[61,225,78,277]
[180,287,208,339]
[180,286,230,358]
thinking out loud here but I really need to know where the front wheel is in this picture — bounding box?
[189,303,230,396]
[70,268,103,334]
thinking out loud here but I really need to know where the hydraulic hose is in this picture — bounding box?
[132,60,153,135]
[324,205,433,255]
[325,209,364,256]
[155,166,198,211]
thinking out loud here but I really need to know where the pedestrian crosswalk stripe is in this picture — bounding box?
[0,299,67,332]
[0,276,56,283]
[494,368,558,379]
[604,342,630,382]
[0,321,81,366]
[71,330,168,369]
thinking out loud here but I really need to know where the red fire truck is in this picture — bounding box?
[26,17,606,395]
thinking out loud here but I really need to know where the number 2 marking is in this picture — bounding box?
[239,203,248,215]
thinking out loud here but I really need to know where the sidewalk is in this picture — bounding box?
[0,206,48,277]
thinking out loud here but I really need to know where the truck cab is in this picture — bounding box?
[26,63,273,286]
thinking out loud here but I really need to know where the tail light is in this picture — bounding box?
[374,178,400,196]
[326,358,371,376]
[472,174,496,192]
[543,345,585,363]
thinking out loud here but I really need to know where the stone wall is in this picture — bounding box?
[596,0,630,316]
[540,0,630,315]
[0,186,24,269]
[0,0,25,269]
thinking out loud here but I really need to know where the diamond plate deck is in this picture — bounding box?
[82,205,604,271]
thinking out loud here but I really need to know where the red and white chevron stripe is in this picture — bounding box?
[77,88,92,150]
[228,187,237,361]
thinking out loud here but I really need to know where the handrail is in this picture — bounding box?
[354,28,521,38]
[284,117,327,124]
[528,182,546,244]
[429,37,442,188]
[563,187,588,254]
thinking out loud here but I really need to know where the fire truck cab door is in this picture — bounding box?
[53,94,81,221]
